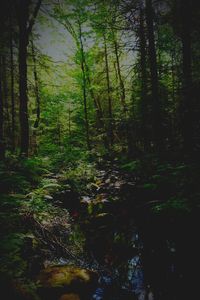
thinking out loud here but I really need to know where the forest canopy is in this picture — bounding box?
[1,0,200,161]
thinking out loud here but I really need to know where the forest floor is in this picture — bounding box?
[0,156,199,299]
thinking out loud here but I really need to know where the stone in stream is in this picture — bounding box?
[37,265,98,300]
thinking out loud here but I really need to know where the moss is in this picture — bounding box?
[37,265,98,300]
[59,293,80,300]
[37,265,96,288]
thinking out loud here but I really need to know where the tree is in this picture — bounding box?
[0,56,4,159]
[9,11,16,151]
[16,0,42,156]
[145,0,162,151]
[77,20,91,150]
[138,7,148,150]
[103,32,114,147]
[31,38,40,129]
[180,0,193,154]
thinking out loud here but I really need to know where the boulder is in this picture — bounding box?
[37,265,98,300]
[59,293,80,300]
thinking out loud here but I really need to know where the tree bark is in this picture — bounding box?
[113,35,127,114]
[180,0,193,154]
[78,21,90,150]
[2,56,11,147]
[18,1,30,156]
[31,39,40,129]
[0,56,5,159]
[17,0,42,156]
[103,32,113,147]
[139,8,148,150]
[10,12,15,151]
[84,57,104,131]
[145,0,162,151]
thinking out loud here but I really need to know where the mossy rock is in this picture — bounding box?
[37,265,98,300]
[59,293,80,300]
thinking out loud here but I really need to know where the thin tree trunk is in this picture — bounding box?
[114,61,120,98]
[84,60,104,130]
[139,8,148,150]
[103,32,113,147]
[140,8,148,105]
[31,39,40,129]
[10,13,15,151]
[77,24,104,137]
[0,56,5,159]
[171,49,175,104]
[88,78,104,129]
[18,2,29,156]
[113,36,127,114]
[2,56,11,147]
[170,48,176,146]
[180,0,193,154]
[78,21,90,150]
[68,103,71,139]
[145,0,162,151]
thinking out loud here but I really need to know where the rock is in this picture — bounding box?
[59,293,80,300]
[37,265,98,300]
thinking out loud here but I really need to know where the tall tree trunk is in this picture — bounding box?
[113,35,127,114]
[68,103,71,142]
[17,0,42,156]
[88,77,104,130]
[145,0,162,151]
[140,9,148,98]
[18,1,29,156]
[84,60,104,131]
[103,32,113,147]
[180,0,193,154]
[78,21,90,150]
[84,59,109,149]
[139,8,148,150]
[77,22,104,141]
[0,56,5,159]
[2,56,11,148]
[10,13,15,151]
[31,39,40,129]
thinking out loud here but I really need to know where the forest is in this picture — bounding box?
[0,0,200,299]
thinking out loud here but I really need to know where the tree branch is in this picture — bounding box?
[27,0,42,37]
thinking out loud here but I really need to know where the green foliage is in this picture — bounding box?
[69,224,86,254]
[0,156,50,194]
[142,183,157,191]
[120,160,141,173]
[0,233,28,278]
[20,157,51,184]
[60,161,97,193]
[1,0,200,296]
[0,193,30,279]
[153,197,191,214]
[0,171,30,193]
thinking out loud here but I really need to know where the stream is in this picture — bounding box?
[80,166,150,299]
[52,164,193,300]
